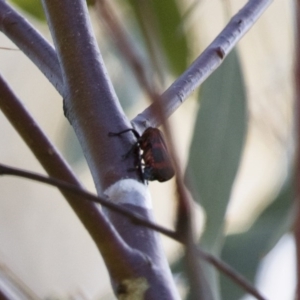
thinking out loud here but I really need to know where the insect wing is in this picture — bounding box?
[141,128,175,182]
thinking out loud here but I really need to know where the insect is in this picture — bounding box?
[109,127,175,182]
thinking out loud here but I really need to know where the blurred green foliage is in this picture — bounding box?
[125,0,188,76]
[9,0,95,21]
[10,0,45,20]
[183,49,247,300]
[220,173,294,299]
[187,49,247,253]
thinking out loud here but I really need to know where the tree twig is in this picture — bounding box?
[197,247,267,300]
[0,162,266,300]
[0,73,145,282]
[41,0,138,189]
[294,0,300,298]
[0,163,178,240]
[41,1,180,298]
[133,0,272,128]
[0,0,63,95]
[0,46,19,51]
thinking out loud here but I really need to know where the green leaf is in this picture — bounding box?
[220,172,295,300]
[9,0,45,21]
[9,0,95,21]
[186,49,247,251]
[185,48,247,300]
[125,0,188,76]
[150,0,188,75]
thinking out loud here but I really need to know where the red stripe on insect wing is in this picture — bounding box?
[142,151,154,161]
[151,142,166,149]
[147,148,169,162]
[150,161,174,170]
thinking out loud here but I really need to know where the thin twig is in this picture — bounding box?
[295,0,300,298]
[197,247,267,300]
[0,47,19,51]
[0,163,266,300]
[0,73,142,279]
[133,0,272,128]
[0,163,178,240]
[0,1,63,95]
[175,176,212,300]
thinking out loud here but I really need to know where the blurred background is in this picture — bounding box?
[0,0,294,299]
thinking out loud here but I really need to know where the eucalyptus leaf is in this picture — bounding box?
[125,0,188,77]
[149,0,188,75]
[187,49,247,252]
[9,0,95,21]
[220,172,295,300]
[185,49,247,299]
[10,0,45,21]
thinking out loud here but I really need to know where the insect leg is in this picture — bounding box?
[109,128,141,156]
[108,128,140,139]
[108,128,145,182]
[122,143,138,159]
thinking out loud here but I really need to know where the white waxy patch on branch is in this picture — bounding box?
[104,179,152,209]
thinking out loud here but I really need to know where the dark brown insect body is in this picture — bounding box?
[139,128,175,182]
[109,127,175,182]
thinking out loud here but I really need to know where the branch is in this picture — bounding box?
[41,1,180,298]
[132,0,272,129]
[175,176,214,299]
[295,0,300,298]
[94,7,207,296]
[0,163,177,240]
[197,247,267,300]
[94,5,206,296]
[0,74,145,282]
[0,163,266,300]
[41,0,138,189]
[92,2,272,297]
[0,0,63,95]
